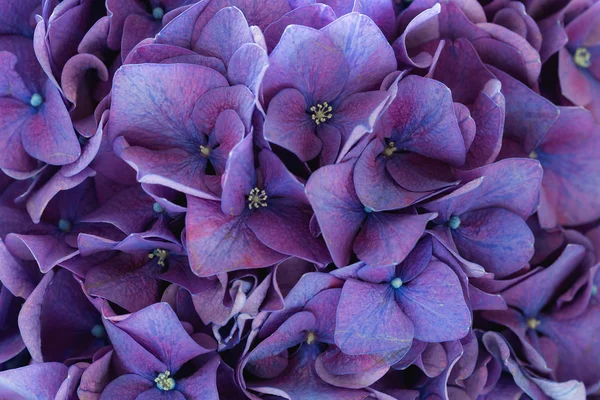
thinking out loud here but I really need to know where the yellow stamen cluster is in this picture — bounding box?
[310,102,333,125]
[200,145,211,157]
[306,331,316,344]
[148,249,168,266]
[526,317,541,330]
[529,150,538,159]
[248,188,268,209]
[155,371,176,391]
[574,47,592,68]
[383,141,397,157]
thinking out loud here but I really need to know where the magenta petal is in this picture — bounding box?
[228,43,269,94]
[0,240,41,299]
[264,88,322,162]
[386,152,457,192]
[306,162,366,267]
[335,279,413,355]
[397,261,471,342]
[193,85,255,134]
[354,213,435,267]
[186,197,285,277]
[315,350,390,389]
[5,233,76,274]
[209,110,245,175]
[452,208,534,278]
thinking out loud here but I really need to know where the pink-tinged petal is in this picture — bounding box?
[306,162,366,267]
[454,158,543,219]
[220,133,254,216]
[207,110,245,175]
[354,213,435,267]
[382,75,465,166]
[264,89,322,162]
[335,279,413,355]
[539,305,600,388]
[0,362,68,400]
[116,302,208,372]
[248,206,331,266]
[62,114,106,177]
[25,167,95,223]
[452,208,534,278]
[78,349,113,399]
[263,4,336,52]
[393,4,441,69]
[125,43,226,74]
[489,66,559,152]
[246,311,315,379]
[177,356,220,400]
[303,288,341,344]
[187,197,285,277]
[397,261,471,342]
[193,85,254,136]
[121,14,161,59]
[320,13,396,99]
[85,254,161,313]
[559,47,594,108]
[316,123,342,166]
[455,102,476,150]
[259,149,307,202]
[21,79,81,165]
[5,233,77,274]
[228,43,269,94]
[473,22,542,87]
[536,107,600,226]
[334,90,390,162]
[352,0,396,39]
[55,362,87,400]
[315,349,390,389]
[354,139,429,211]
[108,63,229,144]
[98,374,154,400]
[386,152,457,192]
[463,79,505,169]
[114,137,219,201]
[0,240,41,299]
[194,7,253,64]
[502,244,586,316]
[262,24,348,103]
[0,98,38,172]
[429,39,496,105]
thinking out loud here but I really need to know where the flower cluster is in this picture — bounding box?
[0,0,599,398]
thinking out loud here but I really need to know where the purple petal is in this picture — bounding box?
[0,362,68,399]
[98,374,154,400]
[306,162,365,267]
[397,261,471,342]
[335,279,413,355]
[186,197,285,276]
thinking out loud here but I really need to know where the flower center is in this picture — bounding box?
[148,249,168,266]
[155,371,175,391]
[383,141,397,157]
[310,102,333,125]
[526,317,541,330]
[306,331,316,344]
[91,324,106,339]
[30,93,43,107]
[153,202,164,213]
[58,219,72,233]
[592,284,598,297]
[152,6,165,20]
[199,145,211,157]
[248,187,267,209]
[529,150,538,159]
[364,206,373,213]
[448,216,461,230]
[390,278,403,289]
[574,47,592,68]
